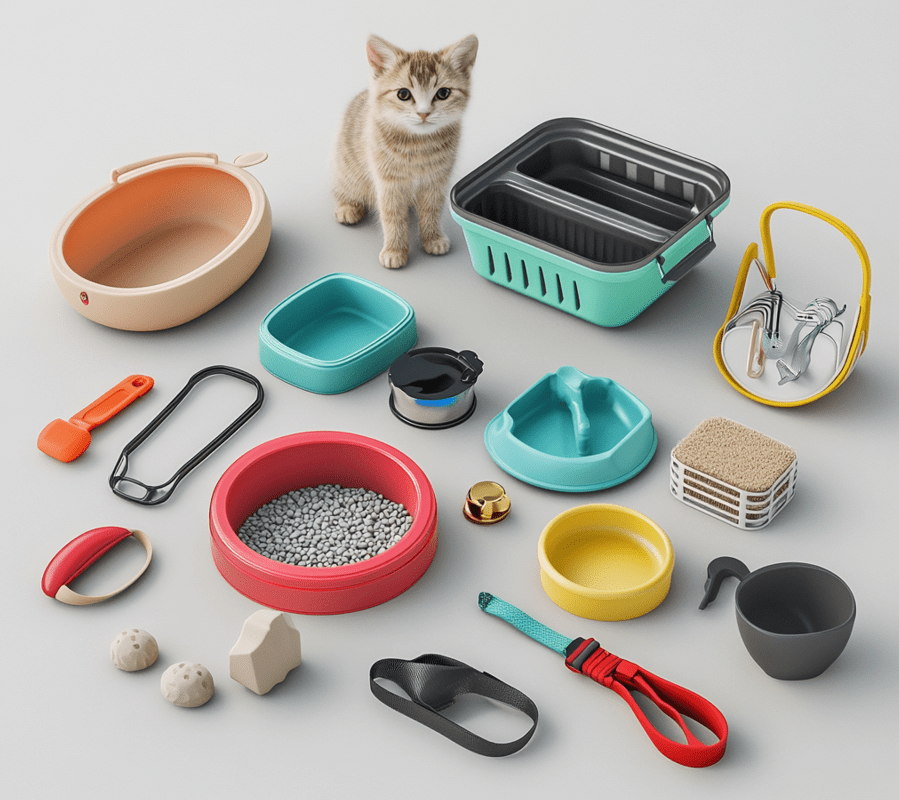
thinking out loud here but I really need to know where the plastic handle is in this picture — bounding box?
[759,202,872,296]
[70,375,154,431]
[456,350,484,383]
[698,557,750,609]
[111,152,219,183]
[41,527,153,605]
[759,200,871,365]
[659,218,715,284]
[233,151,268,168]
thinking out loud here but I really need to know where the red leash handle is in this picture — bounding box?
[566,639,728,768]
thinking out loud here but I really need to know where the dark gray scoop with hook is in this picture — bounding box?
[700,556,856,680]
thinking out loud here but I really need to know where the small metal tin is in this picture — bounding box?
[463,481,511,524]
[388,348,483,429]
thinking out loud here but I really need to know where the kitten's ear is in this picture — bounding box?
[367,35,402,76]
[442,34,478,74]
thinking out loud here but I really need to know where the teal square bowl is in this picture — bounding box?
[259,273,417,394]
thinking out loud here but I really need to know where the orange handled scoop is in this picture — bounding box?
[38,375,154,462]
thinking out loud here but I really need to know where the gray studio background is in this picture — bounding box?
[3,1,896,797]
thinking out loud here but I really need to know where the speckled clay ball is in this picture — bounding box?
[161,662,214,708]
[110,628,159,672]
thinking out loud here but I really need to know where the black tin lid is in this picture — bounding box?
[388,348,483,401]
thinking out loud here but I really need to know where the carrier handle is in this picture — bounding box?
[658,217,715,284]
[111,152,219,183]
[759,202,871,294]
[758,201,870,363]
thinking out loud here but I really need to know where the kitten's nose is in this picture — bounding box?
[418,112,430,121]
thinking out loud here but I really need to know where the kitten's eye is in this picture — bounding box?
[397,88,412,101]
[434,87,451,101]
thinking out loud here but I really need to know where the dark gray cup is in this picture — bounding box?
[699,557,856,680]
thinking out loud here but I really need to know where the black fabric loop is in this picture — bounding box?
[370,654,538,757]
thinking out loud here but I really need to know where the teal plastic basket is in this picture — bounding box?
[450,119,730,327]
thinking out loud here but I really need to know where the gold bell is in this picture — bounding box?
[463,481,511,524]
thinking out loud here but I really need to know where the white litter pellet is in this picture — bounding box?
[237,484,413,568]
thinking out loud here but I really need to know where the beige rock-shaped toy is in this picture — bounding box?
[161,662,214,707]
[110,629,159,672]
[229,609,302,695]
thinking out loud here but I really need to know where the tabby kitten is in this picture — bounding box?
[333,34,478,269]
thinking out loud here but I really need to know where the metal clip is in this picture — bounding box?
[747,319,766,378]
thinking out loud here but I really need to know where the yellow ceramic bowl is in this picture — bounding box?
[537,504,674,621]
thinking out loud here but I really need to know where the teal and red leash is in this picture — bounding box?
[479,592,728,768]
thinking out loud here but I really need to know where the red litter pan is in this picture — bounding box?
[209,431,438,614]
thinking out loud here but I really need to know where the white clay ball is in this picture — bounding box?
[110,628,159,672]
[161,662,214,707]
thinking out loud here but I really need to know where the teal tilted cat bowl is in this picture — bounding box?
[259,273,417,394]
[484,366,657,492]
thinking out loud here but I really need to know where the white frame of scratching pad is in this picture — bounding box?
[669,454,798,529]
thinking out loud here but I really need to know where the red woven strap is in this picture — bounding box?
[565,639,728,768]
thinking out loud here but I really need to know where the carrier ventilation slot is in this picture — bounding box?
[487,246,495,275]
[682,182,695,203]
[504,253,512,283]
[521,260,529,288]
[573,281,581,310]
[556,274,564,304]
[538,267,547,296]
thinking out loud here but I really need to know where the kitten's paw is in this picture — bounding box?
[379,248,409,269]
[422,233,451,255]
[336,203,366,225]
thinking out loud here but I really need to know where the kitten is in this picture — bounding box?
[333,34,478,269]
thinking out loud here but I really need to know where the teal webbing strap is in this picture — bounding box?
[478,592,572,656]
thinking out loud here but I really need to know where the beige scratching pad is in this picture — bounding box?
[673,417,795,493]
[671,417,798,529]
